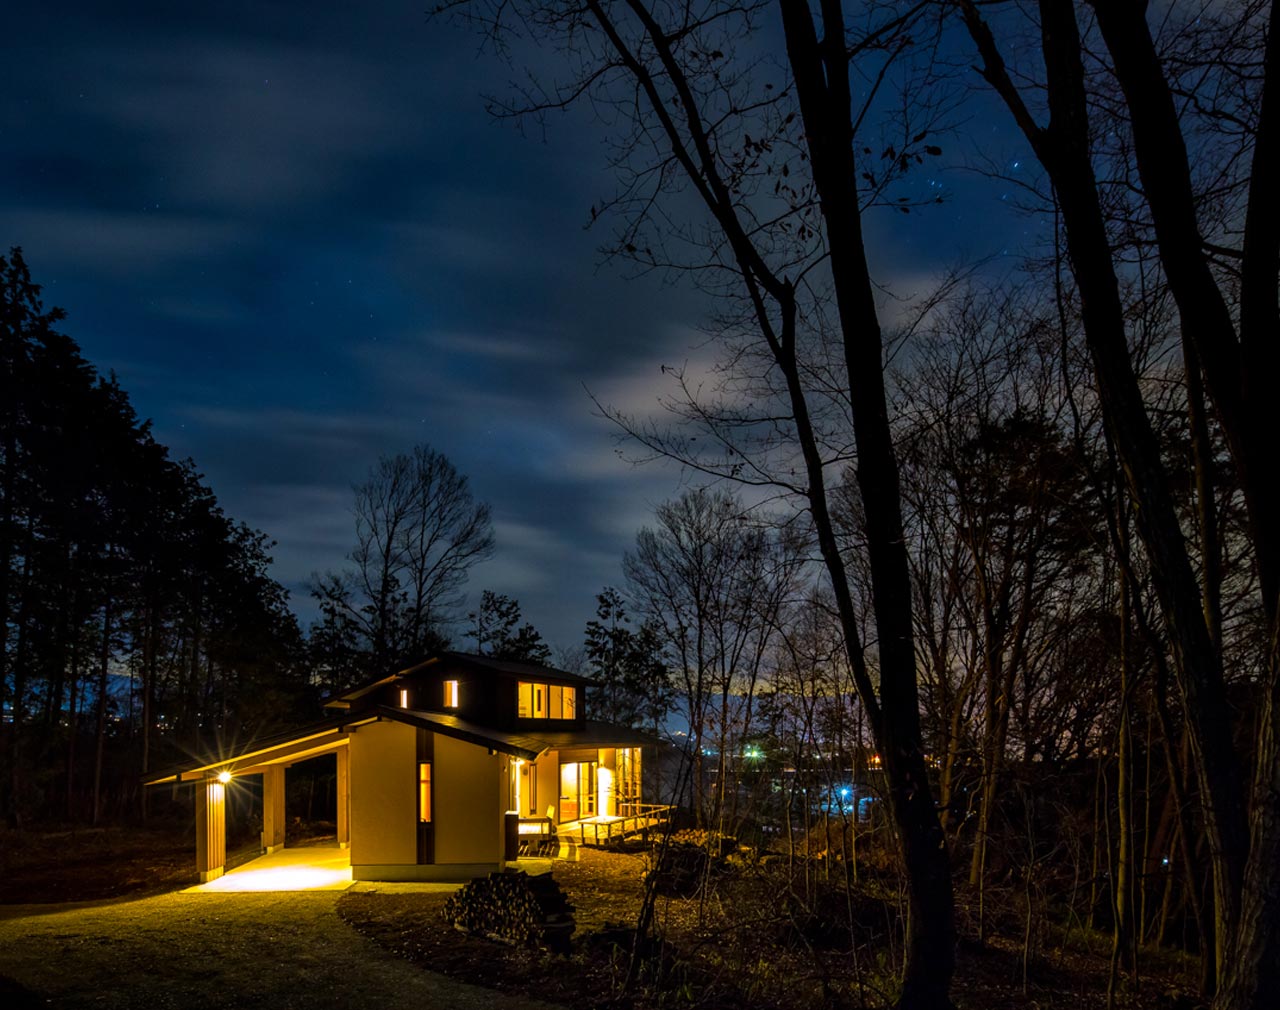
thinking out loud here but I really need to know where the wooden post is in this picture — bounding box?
[262,766,285,853]
[195,779,226,883]
[336,746,350,849]
[504,811,520,861]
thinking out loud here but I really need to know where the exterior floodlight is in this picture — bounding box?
[216,770,232,785]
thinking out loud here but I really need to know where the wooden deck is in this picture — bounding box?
[560,804,673,845]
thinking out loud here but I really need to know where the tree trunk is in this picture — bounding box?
[65,630,81,821]
[8,551,32,826]
[960,1,1248,987]
[779,3,955,1004]
[140,598,156,820]
[1109,551,1135,1009]
[93,578,113,825]
[1218,670,1280,1009]
[1089,0,1280,620]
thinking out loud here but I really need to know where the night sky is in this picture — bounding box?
[3,1,1032,649]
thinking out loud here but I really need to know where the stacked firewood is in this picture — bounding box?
[442,870,575,952]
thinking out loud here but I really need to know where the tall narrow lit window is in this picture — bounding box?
[399,688,409,709]
[444,680,459,708]
[563,686,576,719]
[518,681,533,718]
[418,763,432,822]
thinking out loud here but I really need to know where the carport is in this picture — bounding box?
[144,716,377,882]
[183,844,353,892]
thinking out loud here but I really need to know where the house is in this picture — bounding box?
[143,652,660,883]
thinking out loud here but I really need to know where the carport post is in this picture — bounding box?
[336,746,350,849]
[195,778,226,883]
[262,766,286,853]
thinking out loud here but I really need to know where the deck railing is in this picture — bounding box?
[517,804,675,851]
[571,804,674,845]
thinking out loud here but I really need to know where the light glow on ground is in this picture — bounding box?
[185,846,353,893]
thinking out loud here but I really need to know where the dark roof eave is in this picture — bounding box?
[140,713,377,785]
[525,720,664,750]
[323,651,600,708]
[374,706,546,761]
[429,651,599,687]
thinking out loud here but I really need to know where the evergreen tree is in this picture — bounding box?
[583,587,669,729]
[0,247,307,823]
[467,590,552,664]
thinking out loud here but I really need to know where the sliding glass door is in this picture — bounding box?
[558,760,597,822]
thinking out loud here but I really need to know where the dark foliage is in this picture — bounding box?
[0,247,309,826]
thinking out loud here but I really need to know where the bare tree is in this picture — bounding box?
[954,3,1280,1005]
[312,444,494,679]
[439,1,959,1002]
[894,289,1100,925]
[624,487,798,833]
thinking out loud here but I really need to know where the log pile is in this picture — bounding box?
[442,870,575,952]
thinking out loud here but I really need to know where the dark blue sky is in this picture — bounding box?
[2,1,1033,650]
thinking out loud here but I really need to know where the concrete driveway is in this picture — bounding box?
[184,845,353,893]
[0,889,563,1010]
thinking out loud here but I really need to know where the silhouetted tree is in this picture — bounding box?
[468,590,553,664]
[312,445,494,679]
[583,586,670,729]
[0,247,306,824]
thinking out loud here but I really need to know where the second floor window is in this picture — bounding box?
[444,680,459,708]
[518,681,576,719]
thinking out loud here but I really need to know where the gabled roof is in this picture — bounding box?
[142,708,657,785]
[323,649,596,709]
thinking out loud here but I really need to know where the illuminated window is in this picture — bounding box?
[517,682,577,719]
[418,762,432,822]
[444,680,459,708]
[399,688,409,708]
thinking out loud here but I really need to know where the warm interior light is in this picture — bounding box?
[216,770,232,784]
[597,765,614,817]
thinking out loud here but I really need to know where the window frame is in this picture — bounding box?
[517,681,578,720]
[418,762,433,823]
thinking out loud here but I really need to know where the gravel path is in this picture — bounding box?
[0,891,564,1010]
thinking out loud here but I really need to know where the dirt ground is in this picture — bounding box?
[0,828,1197,1010]
[0,824,561,1010]
[0,824,199,903]
[0,889,565,1010]
[339,847,1200,1010]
